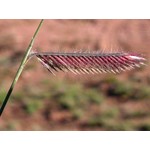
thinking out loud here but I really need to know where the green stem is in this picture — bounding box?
[0,19,44,116]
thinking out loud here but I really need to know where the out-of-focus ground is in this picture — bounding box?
[0,19,149,130]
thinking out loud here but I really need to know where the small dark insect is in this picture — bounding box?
[30,51,146,75]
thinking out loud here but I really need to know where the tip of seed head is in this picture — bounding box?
[128,55,146,61]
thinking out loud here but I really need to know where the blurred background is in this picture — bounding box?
[0,19,149,130]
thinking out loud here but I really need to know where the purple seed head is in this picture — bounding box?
[31,51,147,75]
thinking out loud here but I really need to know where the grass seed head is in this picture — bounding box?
[32,51,147,75]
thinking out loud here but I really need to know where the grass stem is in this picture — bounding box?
[0,19,44,116]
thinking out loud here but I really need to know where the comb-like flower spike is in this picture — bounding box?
[32,51,146,75]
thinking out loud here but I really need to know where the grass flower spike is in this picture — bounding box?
[32,51,146,75]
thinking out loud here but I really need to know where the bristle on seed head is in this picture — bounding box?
[31,51,147,75]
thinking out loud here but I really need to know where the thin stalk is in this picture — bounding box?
[0,19,44,116]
